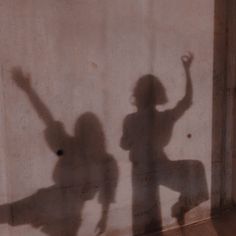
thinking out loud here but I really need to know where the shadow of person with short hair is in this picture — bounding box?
[0,68,118,236]
[120,53,209,236]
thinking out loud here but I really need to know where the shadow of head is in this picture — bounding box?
[133,74,168,109]
[74,112,106,156]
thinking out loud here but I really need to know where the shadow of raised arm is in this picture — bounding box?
[169,52,193,120]
[12,67,55,127]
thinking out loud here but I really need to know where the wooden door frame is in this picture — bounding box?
[212,0,236,214]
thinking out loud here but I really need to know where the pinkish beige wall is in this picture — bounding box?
[0,1,216,235]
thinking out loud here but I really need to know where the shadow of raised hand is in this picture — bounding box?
[12,67,31,91]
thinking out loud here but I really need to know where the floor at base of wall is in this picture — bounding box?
[153,209,236,236]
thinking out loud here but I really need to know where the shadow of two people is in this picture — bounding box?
[0,52,209,236]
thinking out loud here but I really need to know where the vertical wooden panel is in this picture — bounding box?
[211,0,228,213]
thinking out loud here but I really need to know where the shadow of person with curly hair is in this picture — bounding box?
[120,53,209,236]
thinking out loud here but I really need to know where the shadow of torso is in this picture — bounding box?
[4,118,118,236]
[121,108,208,235]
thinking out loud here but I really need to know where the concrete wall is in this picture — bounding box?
[0,1,215,235]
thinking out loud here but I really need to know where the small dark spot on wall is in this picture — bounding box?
[56,149,64,156]
[90,61,98,69]
[187,134,192,139]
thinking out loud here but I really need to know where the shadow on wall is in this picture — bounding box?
[0,68,119,236]
[120,53,209,236]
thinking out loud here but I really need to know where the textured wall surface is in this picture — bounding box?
[0,1,214,235]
